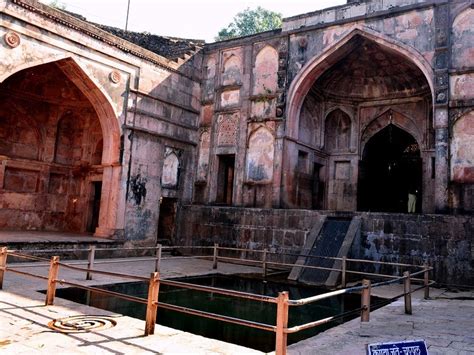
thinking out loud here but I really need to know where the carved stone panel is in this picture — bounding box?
[217,113,239,146]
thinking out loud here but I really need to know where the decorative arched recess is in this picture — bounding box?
[197,130,211,181]
[253,46,279,95]
[245,126,275,183]
[222,55,242,86]
[451,110,474,183]
[1,56,122,237]
[324,109,352,153]
[452,7,474,69]
[162,148,180,188]
[286,27,435,139]
[360,109,423,154]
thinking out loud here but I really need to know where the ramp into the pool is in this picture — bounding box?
[288,216,361,287]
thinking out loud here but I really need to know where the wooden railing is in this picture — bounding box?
[0,245,434,355]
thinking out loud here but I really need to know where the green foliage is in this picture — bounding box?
[48,0,66,10]
[216,7,282,41]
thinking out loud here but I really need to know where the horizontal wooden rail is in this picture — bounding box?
[7,251,51,262]
[162,279,278,303]
[159,302,276,332]
[57,261,149,281]
[56,279,149,304]
[288,284,368,306]
[3,267,49,281]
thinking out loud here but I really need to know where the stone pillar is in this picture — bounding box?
[434,108,449,213]
[432,3,451,213]
[94,165,121,238]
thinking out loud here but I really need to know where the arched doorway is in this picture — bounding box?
[283,29,434,211]
[0,58,121,236]
[359,125,422,213]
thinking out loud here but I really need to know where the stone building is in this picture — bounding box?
[0,0,472,284]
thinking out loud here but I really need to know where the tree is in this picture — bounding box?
[48,0,66,10]
[215,7,282,41]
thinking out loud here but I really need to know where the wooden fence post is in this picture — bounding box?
[341,256,347,288]
[423,264,430,299]
[275,291,289,355]
[45,256,60,306]
[212,243,218,269]
[86,246,95,280]
[144,272,160,336]
[0,247,7,290]
[404,271,412,315]
[155,244,162,273]
[262,248,268,278]
[361,279,371,322]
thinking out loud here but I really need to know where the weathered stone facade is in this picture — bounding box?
[0,0,472,282]
[177,205,473,286]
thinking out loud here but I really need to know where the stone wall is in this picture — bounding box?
[177,205,473,286]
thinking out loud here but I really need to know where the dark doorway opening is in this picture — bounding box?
[358,125,422,213]
[216,155,235,205]
[157,197,178,245]
[312,163,324,210]
[87,181,102,232]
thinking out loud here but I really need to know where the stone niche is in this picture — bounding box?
[451,111,474,184]
[221,50,243,87]
[245,126,275,182]
[162,148,181,188]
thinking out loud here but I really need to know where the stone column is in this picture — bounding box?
[94,165,121,238]
[434,108,449,213]
[432,3,451,213]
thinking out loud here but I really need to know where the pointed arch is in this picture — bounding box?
[360,109,423,154]
[286,27,435,139]
[0,57,122,237]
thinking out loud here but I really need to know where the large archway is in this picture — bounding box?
[283,29,434,211]
[359,125,422,213]
[0,58,121,236]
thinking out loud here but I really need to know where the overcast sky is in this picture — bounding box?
[40,0,346,42]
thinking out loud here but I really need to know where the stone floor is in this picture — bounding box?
[0,254,473,354]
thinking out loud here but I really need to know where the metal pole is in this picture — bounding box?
[404,271,412,315]
[262,248,267,278]
[275,291,289,355]
[45,256,60,306]
[361,279,371,322]
[144,272,160,336]
[155,244,162,273]
[124,0,131,31]
[423,264,430,299]
[86,246,95,280]
[341,256,347,288]
[212,243,218,269]
[0,247,7,289]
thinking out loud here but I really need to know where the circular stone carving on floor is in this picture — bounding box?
[4,31,21,48]
[48,315,117,333]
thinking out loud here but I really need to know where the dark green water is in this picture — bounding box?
[53,274,373,352]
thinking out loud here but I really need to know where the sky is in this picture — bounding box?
[41,0,346,42]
